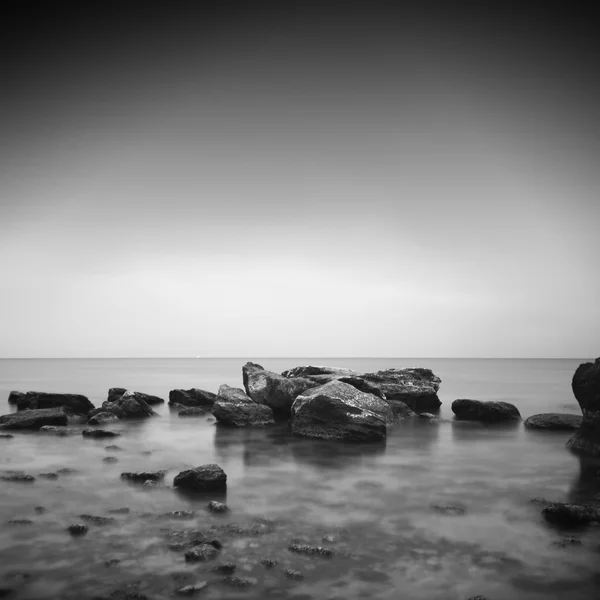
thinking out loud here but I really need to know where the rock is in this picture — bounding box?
[524,413,583,430]
[107,388,127,403]
[56,468,79,475]
[79,514,115,525]
[38,472,58,479]
[0,589,14,598]
[290,381,395,442]
[288,544,333,557]
[184,544,220,562]
[173,464,227,492]
[0,472,35,483]
[105,445,123,452]
[260,559,277,568]
[467,597,489,600]
[212,563,236,574]
[82,429,120,438]
[8,391,25,405]
[39,425,83,436]
[221,576,254,587]
[7,519,33,525]
[567,357,600,456]
[285,569,304,580]
[177,407,207,417]
[67,524,88,536]
[103,457,119,464]
[88,412,120,426]
[13,391,94,415]
[0,434,13,439]
[169,388,218,408]
[121,471,166,483]
[542,502,600,526]
[282,365,442,411]
[34,506,47,514]
[0,408,69,430]
[550,537,582,547]
[212,385,275,427]
[106,388,164,406]
[242,362,319,417]
[159,511,196,520]
[104,559,121,567]
[96,391,157,419]
[207,501,228,513]
[432,504,466,516]
[175,583,208,596]
[451,399,521,422]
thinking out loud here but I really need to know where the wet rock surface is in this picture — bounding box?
[452,399,521,422]
[169,388,217,408]
[567,357,600,456]
[173,464,227,492]
[121,471,166,483]
[0,408,69,430]
[96,391,158,419]
[524,413,583,430]
[13,391,94,415]
[177,407,207,417]
[88,412,120,426]
[0,472,35,483]
[207,501,228,513]
[541,502,600,526]
[212,385,275,427]
[82,429,120,438]
[184,543,220,562]
[67,524,88,536]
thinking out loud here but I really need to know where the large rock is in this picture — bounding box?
[524,413,583,430]
[173,464,227,492]
[242,362,319,417]
[107,388,164,406]
[13,392,93,415]
[567,357,600,456]
[282,365,441,411]
[451,399,521,422]
[542,502,600,526]
[290,380,396,442]
[0,408,69,430]
[8,391,25,405]
[169,388,218,407]
[87,412,119,426]
[212,385,275,427]
[94,391,157,419]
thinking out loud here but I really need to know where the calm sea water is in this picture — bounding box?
[0,358,598,600]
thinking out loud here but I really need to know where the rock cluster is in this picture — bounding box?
[567,357,600,456]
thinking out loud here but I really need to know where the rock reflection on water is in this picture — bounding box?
[1,410,600,600]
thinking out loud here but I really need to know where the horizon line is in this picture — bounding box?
[0,356,591,361]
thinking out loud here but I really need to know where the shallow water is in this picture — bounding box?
[0,358,599,600]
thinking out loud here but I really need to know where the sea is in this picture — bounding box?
[0,358,598,600]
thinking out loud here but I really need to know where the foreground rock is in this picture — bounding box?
[8,391,24,405]
[0,408,69,430]
[282,365,442,411]
[82,429,120,438]
[12,391,94,415]
[212,385,275,427]
[242,362,318,417]
[567,357,600,456]
[169,388,218,408]
[106,388,164,406]
[121,470,166,483]
[524,413,583,430]
[290,381,394,442]
[542,502,600,526]
[451,399,521,422]
[92,391,157,419]
[173,464,227,492]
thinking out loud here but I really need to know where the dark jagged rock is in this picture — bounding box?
[260,558,277,568]
[8,391,24,405]
[288,543,333,557]
[567,357,600,456]
[177,407,207,417]
[173,464,227,492]
[432,504,466,516]
[451,399,521,422]
[0,434,13,439]
[67,524,88,536]
[95,391,157,419]
[221,576,254,587]
[550,537,582,547]
[212,385,275,427]
[106,388,164,406]
[38,472,58,479]
[158,511,195,520]
[13,391,93,415]
[107,388,127,403]
[285,569,304,580]
[103,457,119,464]
[107,507,130,514]
[221,521,274,536]
[184,544,220,562]
[524,413,582,430]
[7,519,33,525]
[212,563,236,574]
[283,365,442,411]
[56,468,79,475]
[82,429,120,438]
[0,408,69,430]
[169,388,218,408]
[242,362,319,417]
[88,412,120,425]
[80,514,115,525]
[0,472,35,483]
[207,501,228,513]
[542,502,600,526]
[290,381,394,442]
[121,470,166,483]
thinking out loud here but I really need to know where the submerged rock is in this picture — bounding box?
[567,357,600,456]
[175,583,208,596]
[159,511,196,520]
[0,408,69,430]
[184,543,220,562]
[121,470,166,483]
[542,502,600,526]
[432,504,466,516]
[550,537,582,547]
[260,558,277,568]
[38,472,58,479]
[221,576,254,587]
[524,413,582,430]
[82,429,120,438]
[173,464,227,492]
[39,425,83,436]
[212,385,275,427]
[7,519,33,525]
[169,388,218,408]
[67,524,88,536]
[207,501,228,513]
[242,362,319,417]
[283,365,442,411]
[105,445,124,452]
[290,381,393,442]
[103,457,119,464]
[212,563,236,574]
[0,434,13,439]
[177,407,207,417]
[8,391,24,405]
[0,472,35,483]
[88,412,120,425]
[285,569,305,580]
[79,514,115,525]
[451,399,521,422]
[13,391,93,415]
[288,543,333,557]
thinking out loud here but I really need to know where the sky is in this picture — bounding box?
[1,1,599,358]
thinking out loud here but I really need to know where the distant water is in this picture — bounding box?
[0,358,599,600]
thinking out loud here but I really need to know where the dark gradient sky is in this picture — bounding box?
[1,1,599,357]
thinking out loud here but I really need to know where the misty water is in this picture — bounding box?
[1,358,599,600]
